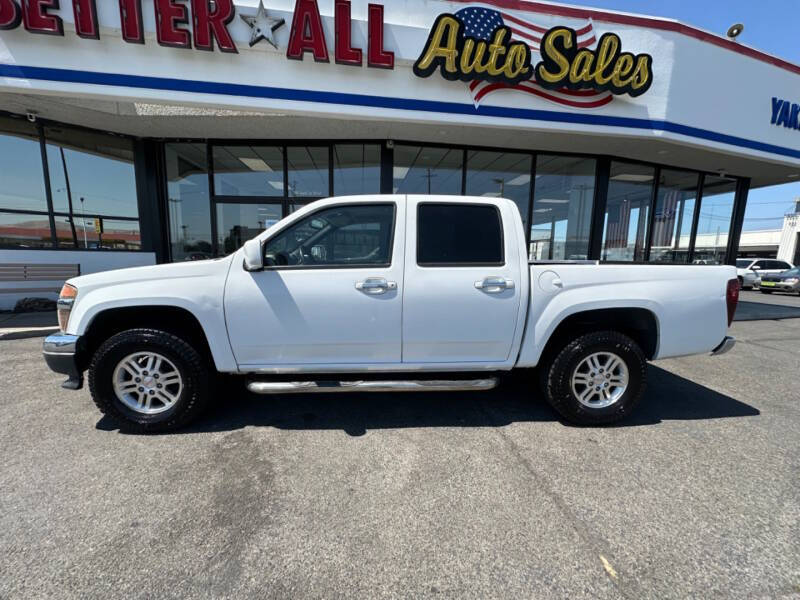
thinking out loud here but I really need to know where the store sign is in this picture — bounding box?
[413,7,653,108]
[0,0,394,67]
[771,97,800,131]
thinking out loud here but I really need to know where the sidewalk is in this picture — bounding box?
[0,312,59,340]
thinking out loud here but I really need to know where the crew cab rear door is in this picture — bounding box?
[401,196,526,365]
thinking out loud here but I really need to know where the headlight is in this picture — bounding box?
[57,284,77,331]
[785,278,799,284]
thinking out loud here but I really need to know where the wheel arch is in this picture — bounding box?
[537,307,659,369]
[78,305,219,372]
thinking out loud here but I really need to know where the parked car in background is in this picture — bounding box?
[736,259,793,289]
[759,267,800,295]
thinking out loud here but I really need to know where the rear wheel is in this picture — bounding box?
[544,331,647,425]
[88,328,211,432]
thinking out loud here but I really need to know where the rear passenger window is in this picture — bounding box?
[417,203,504,266]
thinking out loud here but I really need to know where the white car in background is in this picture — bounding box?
[736,258,793,289]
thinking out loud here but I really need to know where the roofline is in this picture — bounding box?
[446,0,800,77]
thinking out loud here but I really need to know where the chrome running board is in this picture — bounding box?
[246,378,498,395]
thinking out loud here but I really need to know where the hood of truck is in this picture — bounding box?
[66,256,235,292]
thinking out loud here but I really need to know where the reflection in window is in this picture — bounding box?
[265,204,394,267]
[213,146,284,196]
[393,146,462,194]
[0,212,53,248]
[531,155,596,260]
[287,146,329,198]
[216,203,282,255]
[465,150,531,230]
[693,176,736,265]
[333,145,381,196]
[648,170,699,263]
[166,144,213,261]
[45,127,138,218]
[601,162,655,261]
[55,216,141,250]
[0,117,48,213]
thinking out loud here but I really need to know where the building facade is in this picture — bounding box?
[1,0,799,307]
[777,201,800,265]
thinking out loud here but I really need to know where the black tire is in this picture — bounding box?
[544,330,647,426]
[760,289,772,294]
[88,328,211,433]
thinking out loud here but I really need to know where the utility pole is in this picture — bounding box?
[79,197,88,248]
[423,168,437,194]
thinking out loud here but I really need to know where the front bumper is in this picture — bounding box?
[710,336,736,356]
[759,281,799,292]
[43,333,84,389]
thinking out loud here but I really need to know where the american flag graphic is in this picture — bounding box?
[455,5,614,109]
[605,199,632,250]
[651,190,681,247]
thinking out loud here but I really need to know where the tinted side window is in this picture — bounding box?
[264,204,394,267]
[417,203,503,266]
[774,261,791,270]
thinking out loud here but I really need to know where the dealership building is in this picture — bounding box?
[1,0,799,308]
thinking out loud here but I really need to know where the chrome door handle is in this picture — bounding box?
[355,277,397,295]
[474,277,514,293]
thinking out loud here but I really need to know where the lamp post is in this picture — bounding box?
[79,196,88,248]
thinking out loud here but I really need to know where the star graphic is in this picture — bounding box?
[240,0,285,49]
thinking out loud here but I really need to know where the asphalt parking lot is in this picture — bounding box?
[1,293,799,599]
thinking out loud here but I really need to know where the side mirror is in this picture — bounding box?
[242,238,264,272]
[751,265,760,271]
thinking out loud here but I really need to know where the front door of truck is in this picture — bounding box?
[224,199,405,369]
[401,196,524,365]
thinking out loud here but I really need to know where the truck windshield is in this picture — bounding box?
[735,259,752,268]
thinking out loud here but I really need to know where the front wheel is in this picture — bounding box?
[544,331,647,425]
[88,329,211,432]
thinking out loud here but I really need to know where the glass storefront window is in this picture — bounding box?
[601,162,656,262]
[393,145,462,195]
[465,150,532,230]
[333,144,381,196]
[166,144,214,261]
[648,170,699,263]
[0,212,53,248]
[0,117,48,213]
[287,146,329,198]
[213,145,284,197]
[693,176,737,265]
[530,155,596,260]
[45,127,138,218]
[216,203,282,255]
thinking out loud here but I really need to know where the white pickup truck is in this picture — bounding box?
[43,195,739,431]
